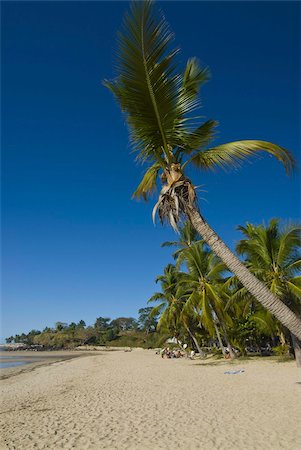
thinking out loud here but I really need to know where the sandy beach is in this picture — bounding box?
[0,350,300,450]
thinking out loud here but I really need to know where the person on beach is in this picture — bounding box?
[160,348,166,358]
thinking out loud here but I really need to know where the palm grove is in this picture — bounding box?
[149,220,301,363]
[103,1,301,360]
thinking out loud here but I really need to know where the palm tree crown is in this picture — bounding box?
[176,241,230,336]
[104,0,301,341]
[104,0,294,222]
[236,219,301,313]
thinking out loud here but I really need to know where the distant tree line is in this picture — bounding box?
[5,308,159,349]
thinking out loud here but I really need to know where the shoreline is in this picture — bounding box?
[1,350,300,449]
[0,350,95,380]
[0,347,134,380]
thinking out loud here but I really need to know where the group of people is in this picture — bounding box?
[159,347,184,359]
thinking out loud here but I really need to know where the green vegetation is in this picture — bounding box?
[149,219,301,363]
[5,310,161,349]
[104,0,301,340]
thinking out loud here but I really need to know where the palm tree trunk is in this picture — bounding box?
[214,323,226,356]
[186,207,301,340]
[291,333,301,367]
[186,326,205,358]
[279,330,287,347]
[219,321,236,359]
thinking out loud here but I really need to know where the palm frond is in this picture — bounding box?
[161,240,178,248]
[250,310,277,335]
[149,303,166,317]
[188,140,295,174]
[277,225,301,267]
[286,259,301,276]
[103,0,199,163]
[182,57,210,98]
[287,280,301,299]
[147,292,165,303]
[132,162,161,200]
[180,120,218,158]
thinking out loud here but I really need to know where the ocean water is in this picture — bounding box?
[0,360,33,369]
[0,354,40,369]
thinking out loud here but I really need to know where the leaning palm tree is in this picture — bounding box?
[235,219,301,364]
[103,1,301,339]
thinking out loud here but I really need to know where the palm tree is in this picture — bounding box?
[177,241,236,358]
[236,219,301,364]
[149,264,205,355]
[103,1,301,339]
[161,221,200,259]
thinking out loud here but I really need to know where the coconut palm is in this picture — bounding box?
[161,221,200,259]
[176,241,236,358]
[148,264,205,355]
[103,1,301,339]
[235,219,301,364]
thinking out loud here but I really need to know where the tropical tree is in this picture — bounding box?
[138,307,158,333]
[235,219,301,364]
[161,221,200,259]
[55,322,68,332]
[103,1,301,339]
[94,317,111,331]
[148,264,205,355]
[110,317,138,331]
[177,241,236,358]
[77,320,86,329]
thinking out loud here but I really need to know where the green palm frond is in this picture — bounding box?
[250,310,277,335]
[149,303,166,318]
[286,260,301,276]
[199,289,215,336]
[207,256,227,280]
[188,140,295,174]
[161,221,201,258]
[277,225,301,267]
[235,219,301,315]
[181,120,217,156]
[287,279,301,299]
[182,57,210,97]
[103,0,199,163]
[132,162,162,200]
[147,292,165,303]
[161,240,178,248]
[105,1,295,203]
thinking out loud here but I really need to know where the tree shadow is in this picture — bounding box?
[193,360,236,367]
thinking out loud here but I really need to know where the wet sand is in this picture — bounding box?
[0,351,89,380]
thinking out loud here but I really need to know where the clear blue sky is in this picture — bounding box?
[1,1,300,340]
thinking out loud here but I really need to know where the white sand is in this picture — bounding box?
[1,350,300,449]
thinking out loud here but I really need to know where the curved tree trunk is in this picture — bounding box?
[186,207,301,341]
[219,321,236,359]
[291,333,301,367]
[186,326,205,358]
[214,323,227,357]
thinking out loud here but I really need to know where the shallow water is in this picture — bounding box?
[0,360,34,369]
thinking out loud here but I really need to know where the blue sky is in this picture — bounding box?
[1,1,300,340]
